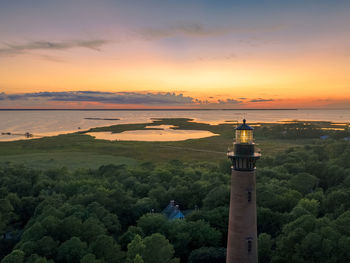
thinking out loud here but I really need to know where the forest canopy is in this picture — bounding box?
[0,139,350,263]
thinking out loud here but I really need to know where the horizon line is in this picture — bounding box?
[0,108,300,111]
[0,108,349,111]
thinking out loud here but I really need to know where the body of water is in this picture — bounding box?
[87,125,219,141]
[0,109,349,141]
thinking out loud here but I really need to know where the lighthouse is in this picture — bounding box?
[226,119,261,263]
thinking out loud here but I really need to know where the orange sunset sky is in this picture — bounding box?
[0,1,349,109]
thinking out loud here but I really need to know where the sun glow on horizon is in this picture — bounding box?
[0,1,350,109]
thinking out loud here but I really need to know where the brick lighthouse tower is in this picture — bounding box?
[226,119,260,263]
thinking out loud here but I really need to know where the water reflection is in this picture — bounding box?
[86,126,218,142]
[1,109,349,141]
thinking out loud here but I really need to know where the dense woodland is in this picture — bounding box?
[0,123,350,263]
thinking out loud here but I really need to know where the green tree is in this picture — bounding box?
[1,249,24,263]
[289,172,318,195]
[290,198,320,218]
[137,214,167,236]
[273,215,342,263]
[36,236,59,258]
[258,233,273,263]
[333,211,350,236]
[57,237,88,263]
[58,216,82,241]
[26,254,53,263]
[324,189,350,216]
[81,218,106,243]
[202,185,230,210]
[143,233,179,263]
[0,199,14,230]
[21,222,46,242]
[188,247,226,263]
[80,253,102,263]
[127,235,145,263]
[89,235,123,263]
[19,241,37,255]
[257,207,287,237]
[133,254,144,263]
[119,226,144,250]
[41,216,61,238]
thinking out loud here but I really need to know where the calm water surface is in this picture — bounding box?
[87,125,219,141]
[0,109,349,141]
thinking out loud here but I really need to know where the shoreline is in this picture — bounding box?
[0,108,299,111]
[1,118,349,142]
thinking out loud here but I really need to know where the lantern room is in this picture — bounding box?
[235,119,254,144]
[228,119,260,171]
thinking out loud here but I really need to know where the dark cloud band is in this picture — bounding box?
[0,39,109,56]
[249,99,274,102]
[0,91,278,106]
[2,91,195,105]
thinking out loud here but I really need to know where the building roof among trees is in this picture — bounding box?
[162,200,185,220]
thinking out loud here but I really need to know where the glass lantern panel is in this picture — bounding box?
[236,130,253,144]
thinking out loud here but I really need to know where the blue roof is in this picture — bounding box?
[162,201,185,220]
[236,119,253,130]
[169,210,184,220]
[162,203,175,218]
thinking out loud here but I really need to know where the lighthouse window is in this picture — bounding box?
[248,240,252,253]
[247,191,252,202]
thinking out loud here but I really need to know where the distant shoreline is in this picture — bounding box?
[85,117,120,120]
[0,108,299,111]
[1,108,349,111]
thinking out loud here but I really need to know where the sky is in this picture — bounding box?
[0,0,349,109]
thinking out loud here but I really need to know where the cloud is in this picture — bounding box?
[139,22,229,40]
[249,98,275,102]
[37,54,66,63]
[136,22,285,43]
[218,98,243,104]
[2,91,195,105]
[138,22,286,40]
[0,39,109,56]
[197,53,236,61]
[0,92,283,108]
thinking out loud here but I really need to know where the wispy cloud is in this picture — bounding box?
[249,98,274,102]
[197,53,236,61]
[37,54,66,63]
[138,22,228,40]
[0,39,109,56]
[137,22,285,41]
[0,22,279,60]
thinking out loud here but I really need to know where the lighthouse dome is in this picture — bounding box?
[236,119,253,130]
